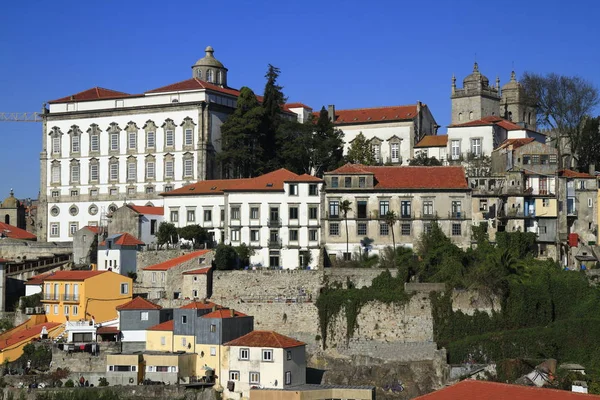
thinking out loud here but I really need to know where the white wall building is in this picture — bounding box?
[97,233,143,276]
[223,330,306,399]
[161,169,323,269]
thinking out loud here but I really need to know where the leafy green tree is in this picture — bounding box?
[156,222,178,249]
[178,224,209,248]
[384,211,398,253]
[340,200,352,260]
[214,244,238,270]
[260,64,286,173]
[311,107,345,176]
[235,243,254,267]
[346,132,375,165]
[409,152,442,166]
[577,116,600,173]
[276,118,315,174]
[219,87,264,177]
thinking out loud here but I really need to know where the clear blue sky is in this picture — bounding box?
[1,0,599,198]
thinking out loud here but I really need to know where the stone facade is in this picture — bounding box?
[0,190,26,230]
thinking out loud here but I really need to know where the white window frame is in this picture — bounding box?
[184,158,193,178]
[239,348,249,360]
[285,371,292,385]
[110,133,119,151]
[141,311,149,321]
[120,283,129,295]
[249,372,260,385]
[52,136,61,155]
[185,129,193,146]
[128,162,136,181]
[90,134,99,152]
[110,163,119,181]
[390,142,399,162]
[146,161,155,179]
[146,131,155,149]
[50,223,59,237]
[471,138,482,157]
[187,210,195,222]
[262,349,273,362]
[229,371,240,381]
[165,160,174,179]
[70,163,80,183]
[51,164,61,184]
[90,164,99,182]
[451,140,460,160]
[165,130,174,147]
[128,132,136,150]
[71,135,80,153]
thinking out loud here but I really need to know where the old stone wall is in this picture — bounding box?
[451,289,500,315]
[136,249,192,271]
[50,342,121,373]
[0,240,72,260]
[324,268,397,289]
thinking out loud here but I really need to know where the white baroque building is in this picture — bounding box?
[161,169,323,269]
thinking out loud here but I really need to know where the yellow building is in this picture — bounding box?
[41,270,133,324]
[146,320,174,352]
[0,322,62,363]
[534,198,558,217]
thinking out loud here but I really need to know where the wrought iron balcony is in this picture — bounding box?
[267,239,282,249]
[42,294,59,301]
[63,294,80,302]
[267,218,282,227]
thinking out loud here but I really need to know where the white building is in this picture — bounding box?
[161,169,323,269]
[223,330,306,399]
[97,232,144,275]
[414,135,449,163]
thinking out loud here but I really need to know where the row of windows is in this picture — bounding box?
[170,205,320,224]
[328,200,462,218]
[50,186,171,200]
[44,304,79,316]
[328,221,463,236]
[522,154,558,165]
[289,184,319,196]
[450,138,482,159]
[51,126,195,156]
[50,157,194,185]
[229,228,319,243]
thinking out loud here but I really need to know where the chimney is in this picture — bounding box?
[590,163,596,176]
[230,308,235,318]
[327,105,336,122]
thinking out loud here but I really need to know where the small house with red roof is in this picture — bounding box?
[223,330,306,398]
[323,164,471,258]
[98,232,144,276]
[116,296,172,351]
[108,204,164,247]
[414,135,449,164]
[161,169,323,269]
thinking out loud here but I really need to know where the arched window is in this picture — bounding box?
[508,111,513,121]
[469,111,474,120]
[458,113,463,121]
[217,70,222,84]
[196,69,202,79]
[4,214,9,225]
[206,69,213,83]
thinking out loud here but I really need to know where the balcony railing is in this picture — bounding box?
[63,294,80,302]
[267,239,282,249]
[449,211,466,220]
[420,212,439,220]
[399,212,414,220]
[267,218,282,227]
[567,209,578,216]
[43,294,59,301]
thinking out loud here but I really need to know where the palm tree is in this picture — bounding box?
[340,200,352,260]
[384,211,398,253]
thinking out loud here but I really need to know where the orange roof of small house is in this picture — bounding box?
[128,205,164,216]
[321,105,419,124]
[559,169,596,179]
[26,272,53,286]
[326,164,468,190]
[415,135,448,148]
[116,296,162,311]
[284,102,312,109]
[495,137,536,150]
[414,379,600,400]
[114,233,145,246]
[148,320,173,331]
[225,330,305,348]
[450,115,524,130]
[202,309,248,319]
[180,300,221,310]
[0,322,61,350]
[42,270,107,282]
[182,267,212,275]
[83,226,100,234]
[0,222,37,240]
[143,250,210,271]
[48,87,140,104]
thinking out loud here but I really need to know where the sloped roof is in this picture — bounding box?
[143,250,210,271]
[224,330,305,348]
[323,105,419,125]
[42,270,107,282]
[83,226,100,234]
[128,205,164,216]
[97,326,119,335]
[48,87,138,104]
[495,138,536,150]
[0,322,61,350]
[145,78,242,97]
[202,309,248,319]
[326,164,468,189]
[451,115,524,130]
[415,135,448,148]
[182,267,212,275]
[114,233,145,246]
[148,320,173,332]
[414,379,600,400]
[180,300,221,310]
[116,296,162,311]
[285,102,312,109]
[559,169,596,179]
[0,222,37,240]
[26,272,53,286]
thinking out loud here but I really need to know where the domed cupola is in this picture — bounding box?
[192,46,228,87]
[463,62,490,91]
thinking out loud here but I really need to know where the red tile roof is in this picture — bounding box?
[162,169,320,196]
[42,270,107,282]
[285,102,312,110]
[97,326,119,335]
[116,296,162,311]
[495,138,536,150]
[0,322,61,350]
[323,105,419,124]
[451,115,524,130]
[143,250,211,271]
[146,78,242,97]
[180,300,221,310]
[83,226,100,234]
[0,258,8,263]
[183,267,212,275]
[48,87,138,104]
[202,309,248,319]
[415,135,449,148]
[326,164,468,189]
[225,330,305,348]
[559,169,596,179]
[414,379,600,400]
[148,320,173,331]
[26,272,53,286]
[114,233,145,246]
[128,205,164,216]
[0,222,37,240]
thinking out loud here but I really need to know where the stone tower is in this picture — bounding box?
[0,189,25,229]
[191,46,228,87]
[451,63,501,125]
[501,71,537,130]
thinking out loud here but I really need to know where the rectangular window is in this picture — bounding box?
[146,162,155,179]
[532,155,540,164]
[210,347,216,356]
[541,154,549,165]
[110,187,119,196]
[479,199,488,211]
[128,132,136,150]
[141,311,148,321]
[249,372,260,385]
[359,177,366,188]
[52,136,60,154]
[357,201,367,219]
[90,164,99,182]
[309,206,318,220]
[309,229,318,241]
[250,229,259,242]
[380,223,389,236]
[171,210,179,222]
[69,222,78,236]
[165,160,174,179]
[70,189,78,197]
[120,283,129,294]
[231,229,240,242]
[185,129,193,146]
[549,154,558,164]
[182,315,187,324]
[289,206,299,220]
[379,200,389,216]
[229,371,240,381]
[523,155,531,165]
[289,229,298,241]
[231,207,240,220]
[542,199,550,207]
[286,350,292,360]
[204,209,212,222]
[285,371,292,385]
[181,337,187,347]
[331,177,338,188]
[128,162,136,181]
[451,140,460,160]
[64,305,69,315]
[51,165,60,184]
[401,200,411,218]
[452,223,462,236]
[73,305,78,315]
[110,163,119,181]
[329,200,339,218]
[90,134,99,152]
[262,349,273,362]
[147,131,155,148]
[160,336,166,346]
[187,210,195,222]
[471,138,481,156]
[289,184,298,196]
[329,222,339,236]
[71,135,80,153]
[391,143,400,162]
[423,200,434,216]
[125,187,133,196]
[344,177,352,187]
[50,223,59,237]
[357,222,367,236]
[52,190,60,198]
[166,130,174,147]
[309,184,318,196]
[372,144,380,163]
[110,133,119,151]
[54,305,58,315]
[184,159,193,178]
[145,186,154,194]
[239,348,249,360]
[250,207,259,220]
[71,164,80,183]
[424,222,432,234]
[451,200,462,217]
[401,223,411,236]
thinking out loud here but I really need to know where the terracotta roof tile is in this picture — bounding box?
[48,87,138,104]
[97,326,119,335]
[143,250,210,271]
[415,135,449,148]
[42,270,107,282]
[202,309,248,319]
[128,205,164,216]
[284,102,312,110]
[414,379,600,400]
[285,174,323,183]
[495,138,536,150]
[225,330,305,348]
[26,272,53,286]
[116,296,162,311]
[326,164,468,189]
[182,267,212,275]
[84,226,100,234]
[321,105,419,124]
[451,115,524,130]
[559,169,596,179]
[146,78,241,97]
[0,222,37,240]
[148,320,173,331]
[180,300,221,310]
[0,322,61,350]
[114,233,145,246]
